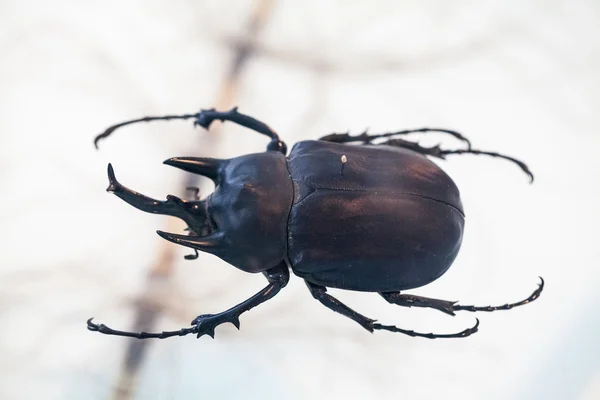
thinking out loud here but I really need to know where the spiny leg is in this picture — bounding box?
[306,281,376,332]
[193,107,286,153]
[188,261,289,338]
[305,281,479,339]
[87,318,197,339]
[381,277,544,316]
[440,148,534,183]
[380,292,458,316]
[105,163,208,235]
[319,128,472,149]
[94,107,287,153]
[94,113,197,148]
[371,137,534,182]
[373,319,479,339]
[87,261,289,339]
[454,277,544,313]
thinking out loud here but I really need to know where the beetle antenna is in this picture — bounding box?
[94,113,198,149]
[440,149,534,183]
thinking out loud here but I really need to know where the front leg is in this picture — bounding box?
[194,107,287,153]
[194,107,287,154]
[94,107,287,153]
[87,261,289,340]
[190,261,289,338]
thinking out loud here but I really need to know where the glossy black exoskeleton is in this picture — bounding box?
[88,107,543,340]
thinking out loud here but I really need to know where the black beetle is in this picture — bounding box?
[88,107,543,340]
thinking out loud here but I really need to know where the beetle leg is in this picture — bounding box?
[193,107,288,154]
[380,292,458,316]
[188,261,290,338]
[94,113,198,148]
[381,277,544,315]
[319,128,472,149]
[87,318,198,339]
[373,319,479,339]
[94,107,288,154]
[439,148,534,183]
[87,262,289,340]
[453,277,545,313]
[371,137,534,182]
[305,281,376,332]
[305,281,479,339]
[106,163,207,234]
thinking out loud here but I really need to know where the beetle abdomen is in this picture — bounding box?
[287,140,464,292]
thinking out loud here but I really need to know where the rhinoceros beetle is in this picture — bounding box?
[88,107,543,340]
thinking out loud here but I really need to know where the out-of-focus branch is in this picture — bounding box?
[110,1,274,399]
[219,35,496,74]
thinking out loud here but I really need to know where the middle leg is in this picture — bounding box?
[319,129,534,182]
[305,281,479,339]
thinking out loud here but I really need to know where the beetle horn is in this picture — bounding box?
[163,157,227,183]
[106,163,207,232]
[156,230,225,253]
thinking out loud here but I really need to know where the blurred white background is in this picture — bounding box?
[1,1,599,399]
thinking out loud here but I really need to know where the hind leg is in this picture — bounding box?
[305,281,479,339]
[319,128,472,148]
[380,277,544,315]
[320,130,534,182]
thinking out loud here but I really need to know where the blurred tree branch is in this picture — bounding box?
[110,1,275,399]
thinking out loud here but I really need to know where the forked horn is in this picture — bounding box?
[106,163,207,232]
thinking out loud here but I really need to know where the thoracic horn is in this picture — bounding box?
[163,157,227,183]
[156,230,226,254]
